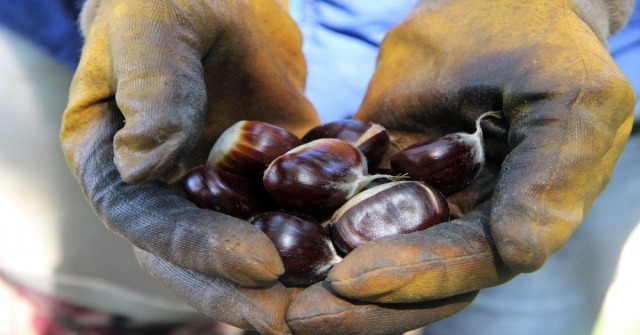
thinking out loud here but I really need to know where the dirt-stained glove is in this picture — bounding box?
[60,0,319,333]
[287,0,636,333]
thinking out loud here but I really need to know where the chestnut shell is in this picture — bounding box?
[329,181,449,254]
[302,119,390,166]
[183,165,263,220]
[390,134,482,195]
[389,111,501,195]
[250,211,341,287]
[263,139,371,212]
[207,120,302,178]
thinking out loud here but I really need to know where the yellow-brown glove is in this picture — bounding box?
[287,0,636,333]
[60,0,319,333]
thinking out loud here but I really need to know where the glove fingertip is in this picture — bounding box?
[491,228,548,273]
[489,191,573,274]
[221,261,284,287]
[206,220,286,287]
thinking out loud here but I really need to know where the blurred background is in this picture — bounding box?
[1,2,638,335]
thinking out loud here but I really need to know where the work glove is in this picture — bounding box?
[60,0,320,333]
[287,0,637,333]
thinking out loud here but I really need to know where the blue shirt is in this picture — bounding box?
[0,0,84,69]
[290,0,416,121]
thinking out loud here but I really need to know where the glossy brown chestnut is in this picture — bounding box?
[207,120,302,178]
[250,210,341,287]
[263,138,394,212]
[302,119,390,166]
[183,165,263,220]
[329,181,449,255]
[389,111,501,195]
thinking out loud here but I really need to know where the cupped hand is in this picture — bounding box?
[334,0,636,302]
[287,0,635,333]
[60,0,319,333]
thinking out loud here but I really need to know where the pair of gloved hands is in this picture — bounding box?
[61,0,636,334]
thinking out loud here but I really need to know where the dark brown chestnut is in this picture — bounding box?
[207,120,302,178]
[329,181,449,255]
[250,210,341,287]
[302,119,390,166]
[183,165,263,220]
[389,111,501,195]
[263,139,395,212]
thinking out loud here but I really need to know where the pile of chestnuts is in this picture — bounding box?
[183,112,500,287]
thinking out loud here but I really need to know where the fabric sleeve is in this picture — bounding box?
[0,0,84,69]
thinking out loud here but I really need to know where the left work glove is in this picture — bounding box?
[60,1,319,333]
[287,0,636,333]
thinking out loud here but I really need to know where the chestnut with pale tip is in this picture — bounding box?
[329,181,449,255]
[263,138,397,212]
[390,111,502,195]
[302,119,390,166]
[207,120,302,178]
[183,165,264,220]
[250,210,342,287]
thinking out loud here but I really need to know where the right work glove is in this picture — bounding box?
[325,0,636,311]
[286,0,637,334]
[60,0,319,333]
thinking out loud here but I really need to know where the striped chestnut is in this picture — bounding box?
[250,210,342,287]
[207,120,301,178]
[302,119,390,166]
[328,181,449,255]
[263,139,395,212]
[390,111,501,195]
[183,165,263,220]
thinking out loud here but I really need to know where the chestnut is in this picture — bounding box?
[389,111,501,195]
[207,120,302,178]
[183,165,263,220]
[329,181,449,255]
[263,139,395,212]
[302,119,390,166]
[250,210,341,287]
